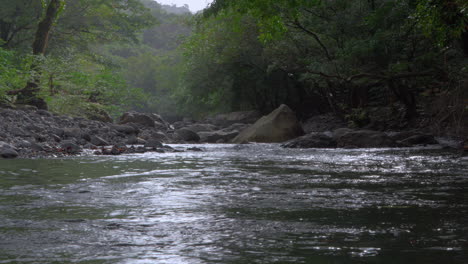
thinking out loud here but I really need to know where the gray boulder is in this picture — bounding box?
[0,141,18,159]
[0,148,18,159]
[282,133,337,148]
[144,139,163,148]
[175,128,200,142]
[63,128,82,139]
[126,135,147,145]
[232,104,304,143]
[119,112,155,127]
[119,112,169,130]
[112,124,139,135]
[184,123,218,133]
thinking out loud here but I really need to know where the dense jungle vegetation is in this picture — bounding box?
[0,0,466,134]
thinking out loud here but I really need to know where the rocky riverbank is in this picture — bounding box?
[0,104,465,159]
[0,106,260,158]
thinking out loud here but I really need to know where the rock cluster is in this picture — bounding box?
[282,129,441,149]
[0,104,460,159]
[0,107,262,158]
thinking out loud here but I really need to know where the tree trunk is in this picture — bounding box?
[17,0,63,110]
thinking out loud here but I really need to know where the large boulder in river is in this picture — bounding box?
[282,132,337,148]
[232,105,304,143]
[336,130,396,148]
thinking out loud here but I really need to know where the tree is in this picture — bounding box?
[13,0,65,109]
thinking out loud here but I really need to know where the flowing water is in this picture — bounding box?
[0,144,467,264]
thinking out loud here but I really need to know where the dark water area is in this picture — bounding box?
[0,144,467,263]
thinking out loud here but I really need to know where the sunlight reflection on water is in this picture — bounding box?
[0,144,467,263]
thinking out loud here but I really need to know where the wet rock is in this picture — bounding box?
[302,114,347,133]
[126,135,146,145]
[222,123,248,132]
[119,112,155,127]
[90,136,109,146]
[84,143,96,149]
[187,147,203,151]
[51,134,62,142]
[112,124,139,135]
[399,134,438,146]
[60,141,82,154]
[119,112,169,130]
[30,142,45,152]
[36,109,52,117]
[282,133,337,148]
[63,128,82,139]
[332,128,353,140]
[144,139,163,148]
[184,123,218,133]
[336,130,396,148]
[175,128,200,142]
[0,142,18,159]
[232,105,304,143]
[0,148,18,159]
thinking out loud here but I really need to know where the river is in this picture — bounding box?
[0,144,467,263]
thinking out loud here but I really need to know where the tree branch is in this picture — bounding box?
[289,19,333,61]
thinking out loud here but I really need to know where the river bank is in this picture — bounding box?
[0,105,465,159]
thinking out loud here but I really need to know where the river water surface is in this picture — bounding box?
[0,144,467,263]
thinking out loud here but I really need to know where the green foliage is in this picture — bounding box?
[179,0,466,121]
[346,108,371,128]
[40,53,147,117]
[415,0,467,47]
[0,47,31,102]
